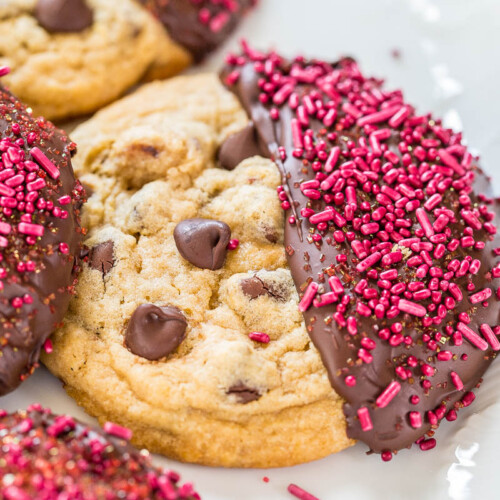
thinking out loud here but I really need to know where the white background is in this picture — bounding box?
[3,1,500,499]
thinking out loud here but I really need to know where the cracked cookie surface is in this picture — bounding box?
[42,74,352,468]
[0,0,190,120]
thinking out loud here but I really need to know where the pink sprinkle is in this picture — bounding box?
[328,275,345,295]
[287,484,319,500]
[0,182,15,197]
[59,242,69,254]
[409,411,422,429]
[0,66,10,77]
[457,322,488,351]
[357,105,401,126]
[469,288,492,304]
[357,407,373,431]
[389,106,410,127]
[227,239,239,250]
[416,208,435,239]
[479,324,500,351]
[0,221,11,235]
[356,251,382,273]
[103,421,133,441]
[419,438,437,451]
[450,371,464,391]
[438,149,465,176]
[291,119,303,148]
[18,222,44,237]
[376,381,401,408]
[30,147,60,180]
[249,332,270,344]
[324,146,340,172]
[209,11,230,32]
[298,281,318,312]
[43,338,53,354]
[424,193,442,211]
[398,299,427,317]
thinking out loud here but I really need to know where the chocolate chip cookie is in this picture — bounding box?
[41,73,353,467]
[0,0,191,120]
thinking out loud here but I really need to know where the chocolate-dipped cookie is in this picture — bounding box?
[0,405,199,499]
[221,43,500,457]
[0,76,85,395]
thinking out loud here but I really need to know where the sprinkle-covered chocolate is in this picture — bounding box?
[174,218,231,270]
[35,0,94,33]
[221,43,500,456]
[0,80,85,395]
[125,304,187,360]
[138,0,256,61]
[0,405,199,499]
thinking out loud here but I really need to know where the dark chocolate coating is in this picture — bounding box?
[125,304,187,360]
[174,218,231,270]
[0,406,198,498]
[222,54,500,454]
[35,0,94,33]
[138,0,255,61]
[0,85,84,395]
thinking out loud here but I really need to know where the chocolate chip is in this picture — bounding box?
[35,0,94,33]
[217,122,263,170]
[240,276,286,301]
[138,145,159,157]
[174,218,231,270]
[125,304,187,360]
[89,241,114,276]
[263,226,279,243]
[227,383,261,404]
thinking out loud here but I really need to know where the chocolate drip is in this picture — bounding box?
[221,50,500,455]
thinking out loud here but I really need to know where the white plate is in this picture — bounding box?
[3,1,500,498]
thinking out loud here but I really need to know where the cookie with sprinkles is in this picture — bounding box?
[221,43,500,457]
[0,405,199,499]
[0,72,85,395]
[0,0,191,120]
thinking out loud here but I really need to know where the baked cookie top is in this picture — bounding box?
[42,73,352,468]
[0,405,199,499]
[0,79,84,395]
[0,0,190,120]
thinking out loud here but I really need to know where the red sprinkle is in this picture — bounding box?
[287,484,320,500]
[376,381,401,408]
[248,332,270,344]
